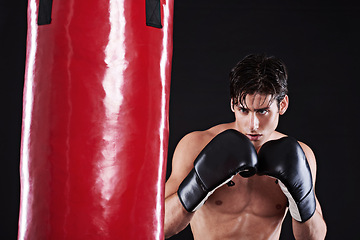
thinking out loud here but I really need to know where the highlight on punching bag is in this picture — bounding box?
[18,0,174,239]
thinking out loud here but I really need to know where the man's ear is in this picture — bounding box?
[230,99,235,112]
[279,95,289,115]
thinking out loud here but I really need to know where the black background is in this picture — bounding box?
[1,0,360,239]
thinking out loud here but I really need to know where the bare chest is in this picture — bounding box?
[201,174,288,217]
[190,175,288,240]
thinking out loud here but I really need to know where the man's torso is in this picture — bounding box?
[188,123,288,240]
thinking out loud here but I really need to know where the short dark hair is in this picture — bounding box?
[230,54,288,108]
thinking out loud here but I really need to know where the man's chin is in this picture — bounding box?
[250,138,266,151]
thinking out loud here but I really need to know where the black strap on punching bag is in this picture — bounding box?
[146,0,162,28]
[38,0,53,25]
[38,0,161,28]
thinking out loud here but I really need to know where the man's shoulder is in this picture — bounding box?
[270,131,314,153]
[270,131,317,171]
[269,131,287,140]
[185,123,234,143]
[179,130,215,151]
[178,123,234,153]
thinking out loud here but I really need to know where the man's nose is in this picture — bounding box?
[249,113,259,131]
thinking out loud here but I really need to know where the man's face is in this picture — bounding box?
[232,93,287,150]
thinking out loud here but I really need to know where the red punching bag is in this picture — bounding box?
[18,0,173,239]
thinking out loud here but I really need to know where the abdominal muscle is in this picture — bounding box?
[189,174,288,240]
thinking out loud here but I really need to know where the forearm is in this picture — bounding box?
[292,209,327,240]
[164,192,194,239]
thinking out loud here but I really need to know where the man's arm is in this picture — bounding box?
[257,138,327,239]
[292,143,327,240]
[164,184,194,238]
[164,132,204,238]
[164,129,258,238]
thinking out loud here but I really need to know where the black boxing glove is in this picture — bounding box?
[177,129,258,212]
[258,137,316,222]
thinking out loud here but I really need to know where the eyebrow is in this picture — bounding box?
[238,105,270,111]
[255,107,270,111]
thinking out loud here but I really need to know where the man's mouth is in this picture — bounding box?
[246,134,262,141]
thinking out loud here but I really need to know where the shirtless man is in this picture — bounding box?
[164,54,327,239]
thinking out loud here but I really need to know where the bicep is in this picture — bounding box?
[299,142,317,185]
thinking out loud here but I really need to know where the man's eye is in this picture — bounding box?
[257,109,268,115]
[239,107,248,113]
